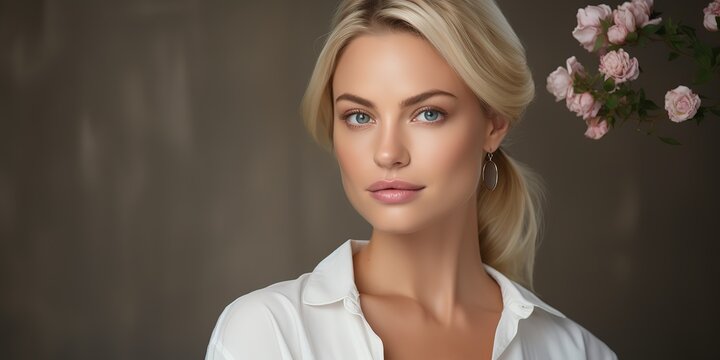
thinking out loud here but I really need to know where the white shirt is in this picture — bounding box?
[205,239,618,359]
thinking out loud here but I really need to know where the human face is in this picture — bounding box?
[331,31,504,234]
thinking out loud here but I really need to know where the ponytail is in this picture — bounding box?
[477,147,546,290]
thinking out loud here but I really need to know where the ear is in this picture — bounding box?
[483,111,510,152]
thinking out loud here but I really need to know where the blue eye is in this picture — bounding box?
[415,108,445,123]
[346,112,372,126]
[342,107,446,128]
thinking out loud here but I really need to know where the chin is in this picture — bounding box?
[358,205,432,234]
[367,220,424,235]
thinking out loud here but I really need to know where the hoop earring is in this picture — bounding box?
[481,151,498,191]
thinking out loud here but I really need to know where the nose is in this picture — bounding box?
[373,120,410,170]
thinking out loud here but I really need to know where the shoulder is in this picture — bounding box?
[210,274,311,333]
[483,265,617,359]
[205,274,311,360]
[520,306,618,360]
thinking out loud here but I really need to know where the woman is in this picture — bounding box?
[206,0,617,359]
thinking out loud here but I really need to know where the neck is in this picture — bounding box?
[352,197,501,327]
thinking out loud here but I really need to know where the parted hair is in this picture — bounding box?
[300,0,545,290]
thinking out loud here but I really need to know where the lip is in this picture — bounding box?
[367,179,425,192]
[369,188,423,204]
[367,179,425,204]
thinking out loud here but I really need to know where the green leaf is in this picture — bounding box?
[606,94,619,110]
[668,51,680,61]
[665,17,678,35]
[592,36,605,52]
[642,24,662,35]
[603,78,616,92]
[573,83,589,93]
[618,104,632,118]
[698,57,712,68]
[694,41,710,52]
[658,136,682,145]
[678,24,697,41]
[626,32,639,42]
[600,19,612,32]
[644,101,660,111]
[630,100,638,113]
[613,87,628,97]
[694,42,713,67]
[694,67,713,84]
[669,35,688,50]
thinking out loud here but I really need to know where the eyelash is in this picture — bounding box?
[341,106,448,129]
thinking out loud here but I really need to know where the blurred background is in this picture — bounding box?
[1,0,719,358]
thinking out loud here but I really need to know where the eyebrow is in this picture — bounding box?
[334,89,457,109]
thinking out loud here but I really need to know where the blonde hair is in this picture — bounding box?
[300,0,545,290]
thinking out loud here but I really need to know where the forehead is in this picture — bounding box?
[332,31,470,99]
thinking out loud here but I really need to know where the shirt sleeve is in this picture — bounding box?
[205,293,286,360]
[580,325,619,360]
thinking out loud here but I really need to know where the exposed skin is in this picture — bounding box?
[332,30,511,359]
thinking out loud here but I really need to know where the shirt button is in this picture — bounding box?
[511,302,532,317]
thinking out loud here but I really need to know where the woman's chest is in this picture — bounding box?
[379,330,495,360]
[359,295,501,360]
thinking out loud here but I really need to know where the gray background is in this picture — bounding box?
[2,0,719,358]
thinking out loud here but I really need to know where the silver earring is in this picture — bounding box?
[481,151,498,191]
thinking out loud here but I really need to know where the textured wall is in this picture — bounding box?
[1,0,718,358]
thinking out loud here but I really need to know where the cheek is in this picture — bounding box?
[333,131,369,195]
[417,127,483,190]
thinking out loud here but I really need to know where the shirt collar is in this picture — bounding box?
[301,239,566,319]
[302,239,362,306]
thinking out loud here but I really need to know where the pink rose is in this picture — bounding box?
[546,67,572,101]
[704,1,720,31]
[584,117,610,140]
[599,49,640,84]
[566,56,586,78]
[575,4,613,28]
[607,24,629,44]
[664,86,701,123]
[566,91,601,120]
[572,5,613,51]
[620,0,662,28]
[546,56,587,102]
[613,7,637,33]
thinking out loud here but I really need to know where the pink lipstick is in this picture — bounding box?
[367,179,425,204]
